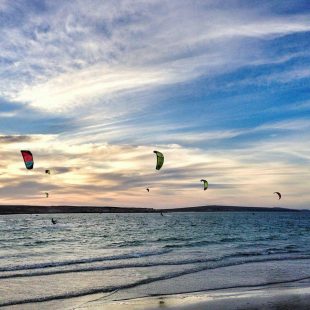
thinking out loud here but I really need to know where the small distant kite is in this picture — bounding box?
[273,192,281,200]
[51,218,57,225]
[153,151,164,170]
[45,192,49,198]
[146,188,150,192]
[200,179,208,191]
[45,170,51,174]
[21,150,34,170]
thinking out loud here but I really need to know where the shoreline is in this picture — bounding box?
[4,277,310,309]
[73,281,310,310]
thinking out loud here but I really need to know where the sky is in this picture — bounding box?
[0,0,309,209]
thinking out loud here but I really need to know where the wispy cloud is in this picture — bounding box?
[0,135,34,144]
[14,64,196,113]
[2,1,310,113]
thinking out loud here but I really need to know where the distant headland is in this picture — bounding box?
[0,205,305,215]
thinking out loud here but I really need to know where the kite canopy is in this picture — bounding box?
[153,151,164,170]
[200,179,208,190]
[21,150,34,170]
[45,170,51,174]
[273,192,281,200]
[146,188,150,192]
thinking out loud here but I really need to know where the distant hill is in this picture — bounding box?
[0,204,302,215]
[162,205,300,212]
[0,205,153,215]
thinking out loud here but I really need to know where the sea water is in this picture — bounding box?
[0,211,309,307]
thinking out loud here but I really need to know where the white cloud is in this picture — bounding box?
[14,64,197,113]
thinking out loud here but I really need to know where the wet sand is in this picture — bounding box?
[75,284,310,310]
[5,280,308,310]
[3,262,309,310]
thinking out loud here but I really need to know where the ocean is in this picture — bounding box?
[0,211,309,308]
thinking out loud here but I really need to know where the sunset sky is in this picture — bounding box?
[0,0,309,209]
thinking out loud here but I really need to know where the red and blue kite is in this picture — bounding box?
[21,150,34,170]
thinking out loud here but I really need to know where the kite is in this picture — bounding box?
[200,179,208,190]
[146,188,150,192]
[45,170,51,174]
[21,150,34,170]
[273,192,281,200]
[153,151,164,170]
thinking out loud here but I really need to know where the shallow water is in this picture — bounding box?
[0,212,309,307]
